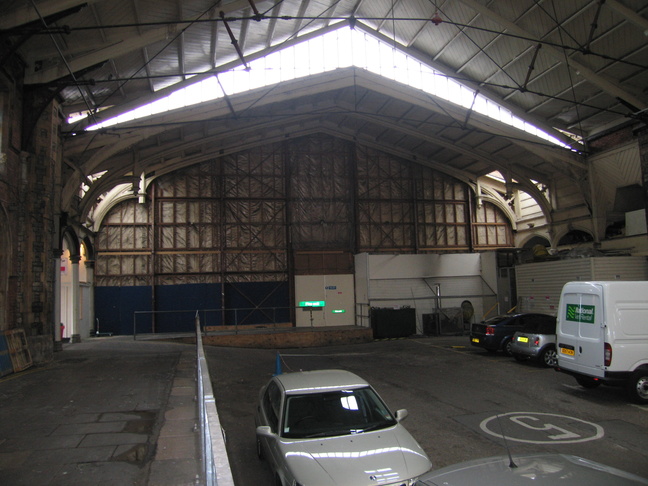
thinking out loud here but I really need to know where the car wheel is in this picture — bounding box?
[576,376,601,389]
[512,353,527,362]
[256,436,264,460]
[626,370,648,404]
[502,339,513,356]
[539,346,558,368]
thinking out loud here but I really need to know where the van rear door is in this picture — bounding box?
[557,282,605,378]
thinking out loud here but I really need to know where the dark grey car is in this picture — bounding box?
[470,313,555,356]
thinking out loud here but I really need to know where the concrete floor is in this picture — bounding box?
[3,333,647,486]
[205,335,648,485]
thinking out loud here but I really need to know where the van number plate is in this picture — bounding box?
[560,347,575,356]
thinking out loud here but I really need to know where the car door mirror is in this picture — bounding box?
[395,409,408,422]
[256,425,276,438]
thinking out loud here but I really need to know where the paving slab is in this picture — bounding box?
[0,337,202,486]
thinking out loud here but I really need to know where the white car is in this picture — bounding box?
[255,369,432,486]
[415,453,648,485]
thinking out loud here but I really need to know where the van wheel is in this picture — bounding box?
[627,370,648,404]
[539,347,558,368]
[576,376,601,389]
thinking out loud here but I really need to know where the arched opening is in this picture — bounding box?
[558,230,593,246]
[60,228,93,341]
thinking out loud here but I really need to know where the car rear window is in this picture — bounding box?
[521,315,556,333]
[537,319,556,334]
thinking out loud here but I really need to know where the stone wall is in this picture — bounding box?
[0,48,61,365]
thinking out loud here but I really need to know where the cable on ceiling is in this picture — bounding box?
[29,0,99,127]
[548,0,586,141]
[59,67,634,121]
[67,0,225,135]
[28,14,646,69]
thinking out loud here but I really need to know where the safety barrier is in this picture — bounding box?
[196,313,235,486]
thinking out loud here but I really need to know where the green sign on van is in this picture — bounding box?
[566,303,595,323]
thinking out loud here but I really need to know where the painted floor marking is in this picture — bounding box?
[480,411,604,445]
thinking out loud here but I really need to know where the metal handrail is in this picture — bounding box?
[196,312,235,486]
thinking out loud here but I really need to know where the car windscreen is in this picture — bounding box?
[281,386,397,439]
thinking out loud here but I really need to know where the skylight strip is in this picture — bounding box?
[77,24,567,148]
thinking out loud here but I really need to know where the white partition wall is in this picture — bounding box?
[294,275,355,327]
[355,253,499,333]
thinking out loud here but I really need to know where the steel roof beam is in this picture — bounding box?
[455,0,647,112]
[24,25,179,85]
[0,0,96,30]
[605,0,648,35]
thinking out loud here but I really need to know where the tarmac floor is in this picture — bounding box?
[0,337,201,486]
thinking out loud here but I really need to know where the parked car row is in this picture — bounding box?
[470,281,648,406]
[470,312,558,367]
[255,281,648,485]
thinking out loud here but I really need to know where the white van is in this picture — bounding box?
[555,281,648,403]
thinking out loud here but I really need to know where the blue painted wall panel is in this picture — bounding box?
[95,282,289,334]
[95,286,152,335]
[224,282,290,326]
[0,334,13,376]
[154,283,221,333]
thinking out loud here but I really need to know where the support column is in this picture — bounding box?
[639,128,648,231]
[70,255,81,343]
[85,260,95,335]
[53,249,63,351]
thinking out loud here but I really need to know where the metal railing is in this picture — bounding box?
[196,313,235,486]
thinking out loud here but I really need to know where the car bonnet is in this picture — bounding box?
[280,424,431,485]
[417,454,648,486]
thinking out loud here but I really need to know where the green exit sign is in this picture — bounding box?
[299,301,326,307]
[332,309,346,313]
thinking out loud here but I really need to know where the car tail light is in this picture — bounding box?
[533,337,540,346]
[486,326,495,335]
[604,343,612,367]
